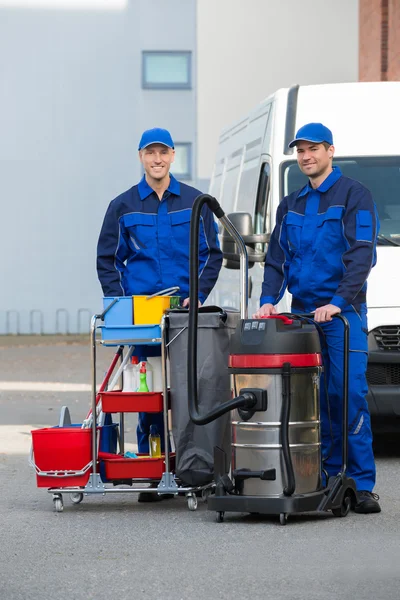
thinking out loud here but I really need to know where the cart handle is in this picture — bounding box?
[146,286,180,300]
[29,446,93,478]
[261,314,294,325]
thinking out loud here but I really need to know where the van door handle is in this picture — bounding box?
[248,276,253,298]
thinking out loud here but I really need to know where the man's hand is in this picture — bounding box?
[182,298,202,308]
[252,303,277,319]
[313,304,341,322]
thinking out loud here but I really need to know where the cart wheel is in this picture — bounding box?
[70,493,84,505]
[187,494,198,511]
[216,511,225,523]
[201,488,211,503]
[332,494,351,518]
[279,513,288,526]
[53,497,63,513]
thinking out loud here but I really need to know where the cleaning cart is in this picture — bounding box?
[30,288,222,512]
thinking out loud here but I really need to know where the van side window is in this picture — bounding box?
[254,162,271,235]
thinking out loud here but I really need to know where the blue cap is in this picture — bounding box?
[289,123,333,148]
[138,127,174,150]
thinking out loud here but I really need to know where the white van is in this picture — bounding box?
[209,82,400,425]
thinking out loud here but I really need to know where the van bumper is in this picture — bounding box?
[366,350,400,421]
[367,385,400,417]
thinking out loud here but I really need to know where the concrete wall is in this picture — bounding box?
[0,0,196,333]
[196,0,359,180]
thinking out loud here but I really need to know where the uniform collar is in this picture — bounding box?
[138,173,181,200]
[297,166,342,198]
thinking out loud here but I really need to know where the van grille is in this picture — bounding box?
[372,326,400,351]
[367,364,400,385]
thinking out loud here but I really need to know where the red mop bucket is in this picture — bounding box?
[31,427,93,488]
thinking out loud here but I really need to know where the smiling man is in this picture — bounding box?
[96,128,222,500]
[97,127,221,306]
[254,122,381,514]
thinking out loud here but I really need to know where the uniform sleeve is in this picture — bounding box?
[198,205,223,304]
[330,185,379,310]
[96,200,130,296]
[260,200,291,306]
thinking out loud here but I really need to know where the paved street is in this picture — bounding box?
[1,337,399,600]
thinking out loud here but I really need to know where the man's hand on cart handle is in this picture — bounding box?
[313,304,341,323]
[253,303,277,319]
[182,298,202,308]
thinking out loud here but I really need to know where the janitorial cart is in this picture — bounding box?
[30,286,236,511]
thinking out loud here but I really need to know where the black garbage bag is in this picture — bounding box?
[167,307,239,486]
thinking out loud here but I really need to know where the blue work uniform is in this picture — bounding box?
[261,167,379,491]
[97,174,223,453]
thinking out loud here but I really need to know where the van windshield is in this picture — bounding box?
[281,156,400,243]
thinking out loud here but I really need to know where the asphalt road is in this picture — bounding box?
[0,337,399,600]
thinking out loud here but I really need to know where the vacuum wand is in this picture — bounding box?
[188,194,253,425]
[282,311,350,478]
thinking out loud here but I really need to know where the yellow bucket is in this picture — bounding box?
[133,287,180,325]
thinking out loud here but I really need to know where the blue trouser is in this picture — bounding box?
[133,345,166,454]
[306,305,376,492]
[314,305,376,492]
[137,411,166,454]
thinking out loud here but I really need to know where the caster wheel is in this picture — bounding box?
[187,495,198,511]
[201,488,211,503]
[53,498,63,513]
[332,494,351,518]
[70,493,84,505]
[279,513,288,526]
[216,511,225,523]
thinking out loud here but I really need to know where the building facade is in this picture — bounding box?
[1,0,390,333]
[0,0,197,334]
[359,0,400,81]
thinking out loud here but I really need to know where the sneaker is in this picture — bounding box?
[354,491,381,514]
[137,484,174,503]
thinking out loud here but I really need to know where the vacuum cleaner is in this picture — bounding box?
[187,194,357,524]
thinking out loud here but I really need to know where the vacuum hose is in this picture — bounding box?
[188,194,257,425]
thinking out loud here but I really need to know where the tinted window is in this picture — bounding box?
[171,143,192,180]
[282,156,400,238]
[142,51,191,89]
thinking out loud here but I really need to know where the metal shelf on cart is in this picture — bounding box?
[100,390,165,413]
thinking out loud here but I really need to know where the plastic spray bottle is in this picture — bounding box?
[123,356,139,391]
[137,357,153,392]
[137,362,150,392]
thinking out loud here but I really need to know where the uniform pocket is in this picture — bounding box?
[169,210,191,247]
[356,210,373,242]
[316,206,345,252]
[286,212,304,253]
[317,206,344,229]
[123,213,157,249]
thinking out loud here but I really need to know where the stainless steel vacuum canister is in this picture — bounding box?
[229,315,322,496]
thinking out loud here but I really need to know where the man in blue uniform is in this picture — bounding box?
[97,127,222,500]
[254,123,381,513]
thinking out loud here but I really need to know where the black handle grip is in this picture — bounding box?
[233,468,276,481]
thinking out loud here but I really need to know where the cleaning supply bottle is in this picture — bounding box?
[123,356,139,391]
[149,424,161,458]
[137,362,150,392]
[138,357,153,392]
[148,357,162,391]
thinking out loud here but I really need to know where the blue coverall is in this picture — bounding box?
[261,167,379,491]
[97,174,222,452]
